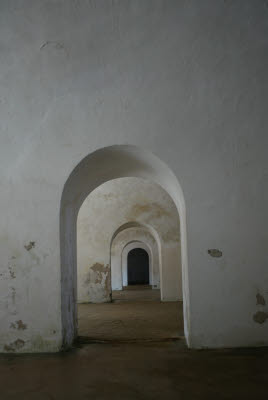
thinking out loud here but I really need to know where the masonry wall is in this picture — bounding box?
[0,0,267,352]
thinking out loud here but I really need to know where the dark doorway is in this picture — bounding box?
[127,248,149,285]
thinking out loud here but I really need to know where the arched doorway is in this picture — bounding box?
[110,223,160,292]
[60,145,188,348]
[127,248,149,285]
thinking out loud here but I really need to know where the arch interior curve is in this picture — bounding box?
[60,145,189,347]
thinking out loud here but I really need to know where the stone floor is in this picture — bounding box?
[1,341,268,399]
[0,288,267,399]
[78,288,184,341]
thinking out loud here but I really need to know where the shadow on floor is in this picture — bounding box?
[1,342,268,400]
[78,288,184,342]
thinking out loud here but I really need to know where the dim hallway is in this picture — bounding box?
[1,1,267,398]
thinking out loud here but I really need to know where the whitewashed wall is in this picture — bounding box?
[77,177,181,303]
[0,1,267,352]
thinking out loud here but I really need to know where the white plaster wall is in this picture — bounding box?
[111,228,160,290]
[77,177,181,303]
[0,1,267,351]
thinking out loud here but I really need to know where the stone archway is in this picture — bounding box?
[124,243,151,287]
[110,224,160,291]
[127,247,149,285]
[60,145,188,348]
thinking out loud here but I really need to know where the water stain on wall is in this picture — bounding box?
[0,262,16,280]
[4,339,25,352]
[127,203,171,220]
[24,241,42,266]
[208,249,222,258]
[162,228,180,243]
[91,263,107,284]
[10,320,27,330]
[104,265,111,298]
[85,263,110,297]
[24,241,35,251]
[8,265,15,279]
[256,293,266,306]
[253,311,268,324]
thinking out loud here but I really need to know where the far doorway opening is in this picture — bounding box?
[127,248,149,286]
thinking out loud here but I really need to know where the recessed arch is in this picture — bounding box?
[60,145,189,348]
[127,247,150,285]
[110,222,158,291]
[111,220,162,249]
[111,225,159,291]
[123,242,151,286]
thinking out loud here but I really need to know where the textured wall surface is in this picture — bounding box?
[77,177,181,303]
[0,0,267,351]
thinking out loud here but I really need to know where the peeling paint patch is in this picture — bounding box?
[24,241,35,251]
[0,263,16,280]
[256,293,266,306]
[91,262,109,274]
[208,249,222,258]
[8,265,15,279]
[85,263,110,297]
[253,311,268,324]
[4,339,25,352]
[10,320,27,330]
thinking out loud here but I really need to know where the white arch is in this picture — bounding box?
[111,224,160,292]
[122,241,152,287]
[60,145,189,347]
